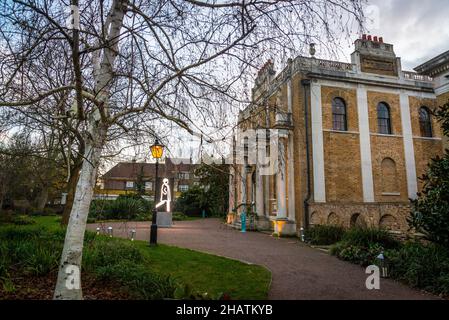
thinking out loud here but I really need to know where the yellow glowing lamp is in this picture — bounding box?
[150,139,164,159]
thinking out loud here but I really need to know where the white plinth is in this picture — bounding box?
[156,212,172,228]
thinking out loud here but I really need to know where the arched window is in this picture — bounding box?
[310,212,320,226]
[327,212,340,226]
[381,158,399,193]
[379,214,398,231]
[377,102,392,134]
[350,213,367,229]
[332,98,347,131]
[419,107,433,137]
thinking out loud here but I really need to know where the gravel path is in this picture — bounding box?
[88,218,438,300]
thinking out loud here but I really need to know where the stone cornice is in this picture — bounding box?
[414,50,449,76]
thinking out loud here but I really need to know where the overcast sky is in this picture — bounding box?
[346,0,449,70]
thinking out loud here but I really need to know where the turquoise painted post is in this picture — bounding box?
[241,212,246,233]
[202,209,206,219]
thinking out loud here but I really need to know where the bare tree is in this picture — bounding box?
[0,0,364,299]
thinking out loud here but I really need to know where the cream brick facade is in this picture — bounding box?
[229,37,447,235]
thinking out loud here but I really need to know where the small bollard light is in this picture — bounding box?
[96,227,100,235]
[300,227,305,242]
[376,252,389,278]
[130,229,136,241]
[107,226,113,238]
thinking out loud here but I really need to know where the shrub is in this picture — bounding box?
[331,241,384,266]
[172,212,189,221]
[0,225,177,299]
[0,210,14,223]
[82,238,144,272]
[89,197,152,221]
[12,215,36,225]
[330,228,399,266]
[304,225,345,245]
[30,207,58,216]
[174,186,207,217]
[83,238,175,299]
[95,262,176,299]
[341,227,399,249]
[409,154,449,247]
[386,242,449,296]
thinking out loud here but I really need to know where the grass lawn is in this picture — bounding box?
[1,216,270,300]
[136,243,270,299]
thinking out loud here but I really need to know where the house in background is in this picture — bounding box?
[96,158,199,201]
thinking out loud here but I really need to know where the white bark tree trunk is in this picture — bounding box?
[53,123,106,300]
[53,0,126,300]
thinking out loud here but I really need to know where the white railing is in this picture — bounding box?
[294,57,355,72]
[402,71,433,82]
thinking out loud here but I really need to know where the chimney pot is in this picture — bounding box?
[374,36,378,42]
[379,37,384,43]
[362,34,367,40]
[367,35,372,41]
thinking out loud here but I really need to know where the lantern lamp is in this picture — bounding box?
[130,229,136,241]
[107,226,113,238]
[300,227,305,242]
[150,139,164,159]
[376,252,389,278]
[96,227,100,235]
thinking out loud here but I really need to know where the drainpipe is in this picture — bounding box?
[301,79,311,230]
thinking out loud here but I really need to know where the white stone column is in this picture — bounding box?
[356,84,375,202]
[276,131,288,219]
[287,133,296,221]
[400,91,418,199]
[311,81,326,203]
[264,174,270,216]
[255,169,264,215]
[240,165,247,214]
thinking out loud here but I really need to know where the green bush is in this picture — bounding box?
[329,225,449,297]
[331,241,384,266]
[89,197,152,221]
[386,242,449,296]
[341,227,399,249]
[1,228,62,276]
[330,228,399,266]
[30,207,58,216]
[0,224,176,299]
[12,215,36,225]
[304,225,345,245]
[82,238,144,272]
[409,153,449,247]
[95,262,176,299]
[174,186,206,217]
[172,212,189,221]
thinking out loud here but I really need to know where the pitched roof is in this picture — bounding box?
[101,158,197,180]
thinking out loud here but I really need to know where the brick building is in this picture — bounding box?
[228,36,448,236]
[97,158,198,200]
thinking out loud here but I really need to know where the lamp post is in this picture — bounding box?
[149,139,164,246]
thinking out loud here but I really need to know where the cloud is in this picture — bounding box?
[360,0,449,70]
